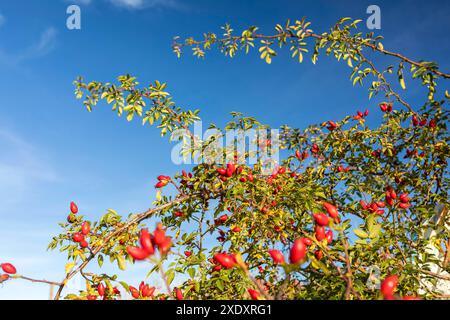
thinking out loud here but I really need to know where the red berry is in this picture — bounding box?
[327,121,337,131]
[142,285,155,297]
[389,189,397,199]
[360,200,368,210]
[322,202,339,219]
[268,249,285,264]
[86,295,97,300]
[385,195,394,206]
[277,166,286,174]
[214,253,236,269]
[248,289,261,300]
[184,251,192,257]
[399,203,411,209]
[155,181,168,188]
[129,286,140,299]
[219,214,228,223]
[127,246,150,261]
[217,168,227,176]
[226,162,236,177]
[140,228,154,255]
[1,263,17,274]
[313,213,329,226]
[174,211,184,217]
[70,201,78,214]
[175,288,183,300]
[157,175,170,181]
[315,226,326,241]
[67,214,76,224]
[152,225,166,246]
[80,240,89,248]
[0,274,10,282]
[81,222,90,235]
[381,275,398,298]
[314,250,323,260]
[301,238,313,246]
[399,193,409,203]
[158,237,172,255]
[376,201,386,208]
[97,283,105,296]
[402,295,420,300]
[72,233,84,243]
[289,239,306,264]
[232,226,241,233]
[325,230,333,244]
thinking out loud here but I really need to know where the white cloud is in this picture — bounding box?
[64,0,182,10]
[0,27,57,68]
[109,0,145,8]
[71,0,93,4]
[108,0,181,10]
[18,27,58,61]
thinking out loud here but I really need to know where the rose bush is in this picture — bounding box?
[1,17,449,300]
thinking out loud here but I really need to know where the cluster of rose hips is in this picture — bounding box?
[411,115,436,128]
[216,162,237,181]
[360,199,386,215]
[405,148,421,159]
[155,175,171,189]
[325,121,337,131]
[385,187,411,209]
[359,188,410,215]
[127,223,172,260]
[128,281,155,299]
[180,170,194,189]
[310,143,320,154]
[68,202,91,249]
[266,202,338,265]
[336,166,350,173]
[86,283,121,300]
[353,109,369,120]
[295,149,309,161]
[379,103,393,113]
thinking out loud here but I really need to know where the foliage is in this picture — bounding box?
[2,17,449,300]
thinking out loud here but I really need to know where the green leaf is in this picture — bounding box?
[98,254,104,268]
[117,255,127,271]
[354,229,368,239]
[188,268,196,279]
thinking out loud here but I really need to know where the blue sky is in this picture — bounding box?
[0,0,449,299]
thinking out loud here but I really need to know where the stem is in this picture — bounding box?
[13,275,62,286]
